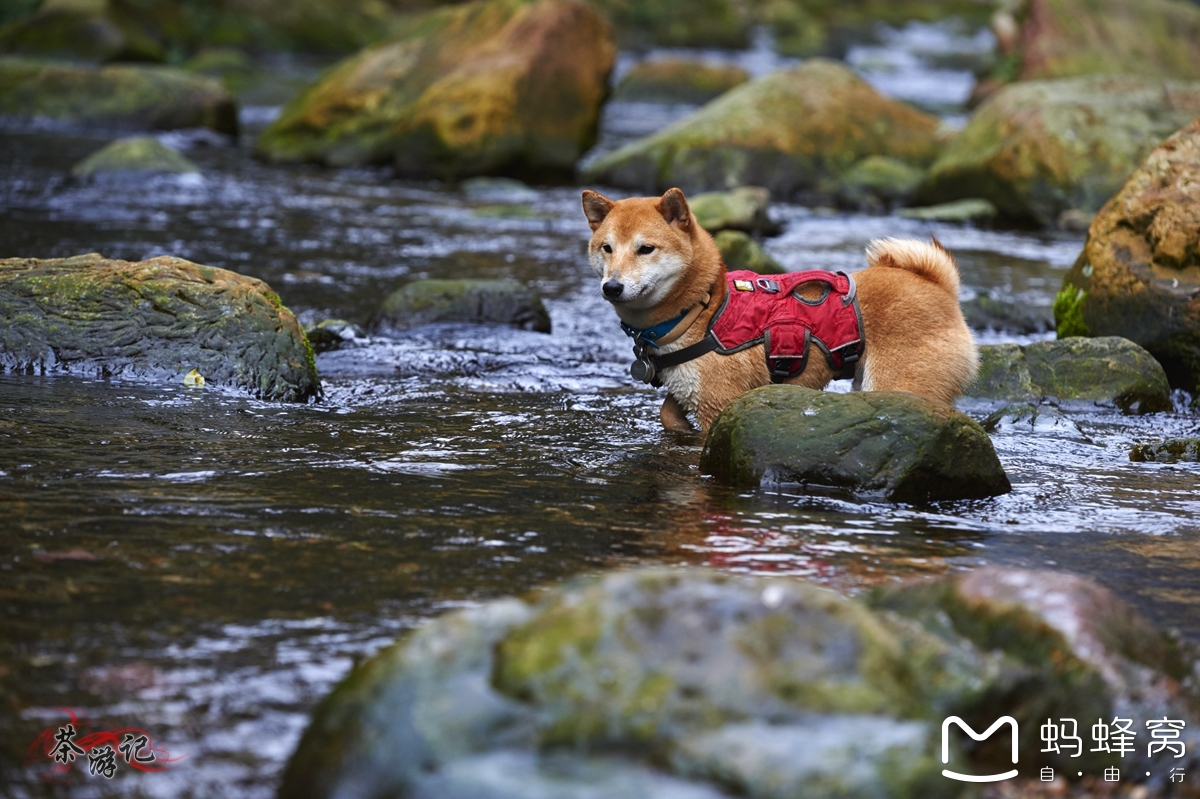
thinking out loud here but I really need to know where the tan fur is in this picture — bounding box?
[582,189,979,432]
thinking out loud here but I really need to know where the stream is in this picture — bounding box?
[2,21,1199,798]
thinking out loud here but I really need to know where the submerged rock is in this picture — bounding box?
[304,319,365,353]
[277,566,1200,799]
[968,338,1171,413]
[583,59,944,199]
[981,401,1089,442]
[0,57,237,134]
[1054,118,1200,394]
[0,254,319,401]
[70,136,199,179]
[689,187,777,236]
[984,0,1200,89]
[613,59,748,105]
[1130,438,1200,463]
[374,279,550,335]
[700,385,1010,501]
[916,75,1200,226]
[899,198,997,223]
[256,0,615,180]
[713,231,783,275]
[960,295,1053,335]
[837,155,925,210]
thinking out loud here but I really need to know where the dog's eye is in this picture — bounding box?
[637,244,655,255]
[601,243,612,254]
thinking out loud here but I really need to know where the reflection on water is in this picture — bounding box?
[2,20,1199,798]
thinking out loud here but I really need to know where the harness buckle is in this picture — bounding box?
[756,278,780,293]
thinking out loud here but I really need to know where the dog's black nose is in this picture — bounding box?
[602,280,624,299]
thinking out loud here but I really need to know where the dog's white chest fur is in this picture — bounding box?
[655,344,704,416]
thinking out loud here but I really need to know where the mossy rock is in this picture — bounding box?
[1054,118,1200,393]
[968,338,1171,413]
[713,230,783,275]
[0,0,166,63]
[373,279,550,335]
[256,0,615,180]
[915,75,1200,226]
[837,155,925,210]
[0,253,319,401]
[1130,438,1200,463]
[689,186,777,235]
[985,0,1200,88]
[70,136,199,179]
[0,56,238,133]
[898,198,997,223]
[700,385,1010,501]
[613,58,748,105]
[583,59,944,199]
[590,0,749,49]
[277,566,1200,798]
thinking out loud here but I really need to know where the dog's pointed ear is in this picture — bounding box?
[657,187,691,232]
[582,190,614,231]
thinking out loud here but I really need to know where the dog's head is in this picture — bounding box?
[580,188,702,316]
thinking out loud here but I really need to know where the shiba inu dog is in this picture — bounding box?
[581,187,978,432]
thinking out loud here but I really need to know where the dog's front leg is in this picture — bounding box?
[660,394,695,432]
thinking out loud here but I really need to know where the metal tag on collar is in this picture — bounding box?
[631,356,656,384]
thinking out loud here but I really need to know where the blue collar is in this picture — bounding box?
[620,308,691,349]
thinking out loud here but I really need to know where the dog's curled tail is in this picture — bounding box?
[864,237,961,298]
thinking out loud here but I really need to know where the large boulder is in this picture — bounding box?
[70,136,199,179]
[613,59,748,105]
[256,0,615,180]
[0,56,237,133]
[373,279,551,335]
[583,59,944,199]
[1053,118,1200,394]
[967,338,1171,413]
[0,254,319,402]
[982,0,1200,92]
[699,385,1010,502]
[276,566,1200,799]
[916,75,1200,227]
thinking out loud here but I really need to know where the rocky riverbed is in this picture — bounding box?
[2,4,1200,798]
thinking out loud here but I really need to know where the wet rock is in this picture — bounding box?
[0,253,319,402]
[700,385,1011,501]
[304,319,365,353]
[0,57,238,134]
[613,59,748,105]
[959,295,1053,335]
[1130,438,1200,463]
[278,566,1200,799]
[70,136,199,180]
[983,0,1200,89]
[968,338,1171,413]
[182,48,257,94]
[713,231,784,275]
[460,176,538,203]
[981,401,1089,442]
[592,0,749,49]
[837,156,925,210]
[256,0,615,180]
[689,187,778,236]
[374,279,550,335]
[898,198,997,223]
[0,0,167,63]
[915,75,1200,226]
[583,59,944,199]
[1054,118,1200,394]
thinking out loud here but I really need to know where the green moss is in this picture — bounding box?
[1053,285,1090,337]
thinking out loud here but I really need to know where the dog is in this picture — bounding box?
[581,187,979,432]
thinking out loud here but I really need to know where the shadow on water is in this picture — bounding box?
[1,21,1199,797]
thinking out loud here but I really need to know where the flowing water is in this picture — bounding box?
[2,22,1199,799]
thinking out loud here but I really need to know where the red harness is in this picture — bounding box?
[711,270,864,381]
[624,269,865,386]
